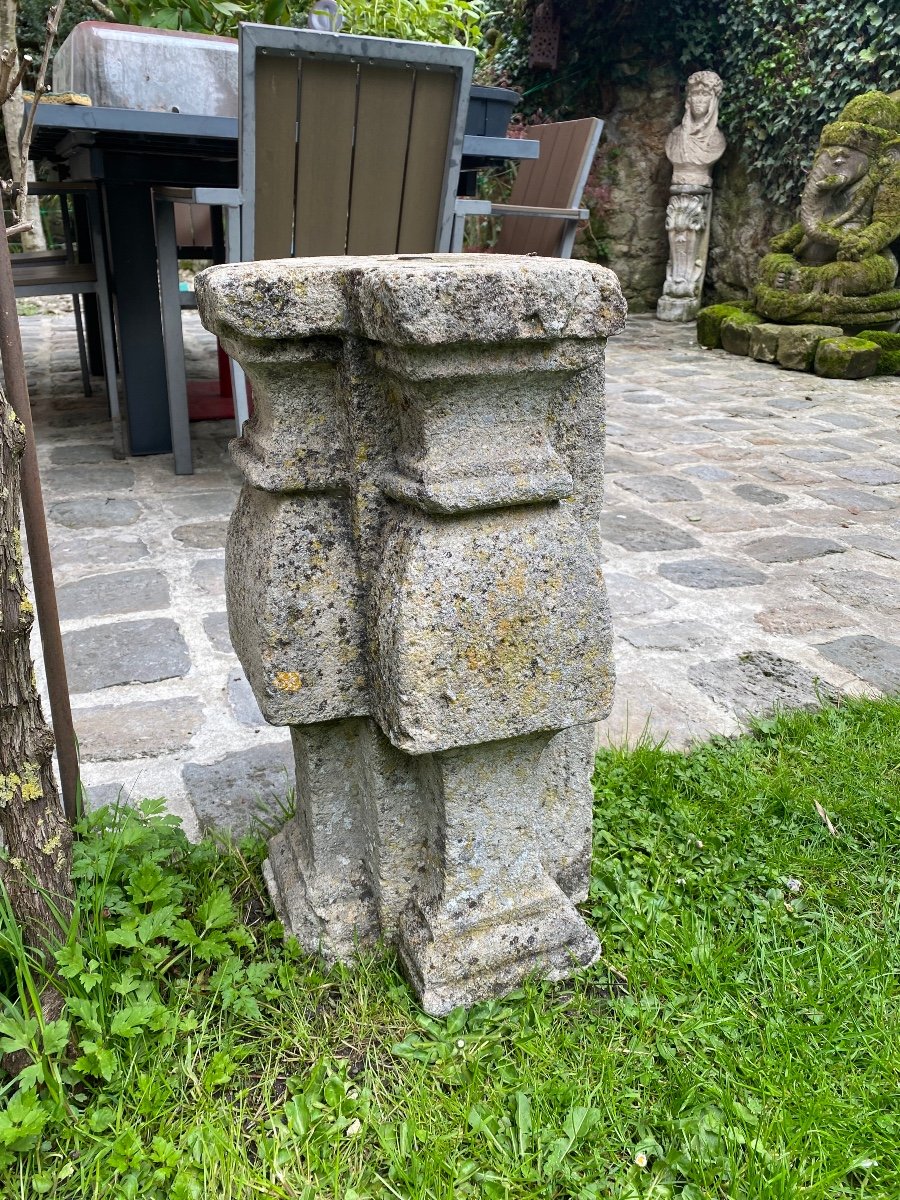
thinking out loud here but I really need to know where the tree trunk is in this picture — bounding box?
[0,387,73,954]
[0,0,47,251]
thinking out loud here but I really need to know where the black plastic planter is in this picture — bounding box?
[465,85,520,138]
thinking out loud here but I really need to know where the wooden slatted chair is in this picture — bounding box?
[156,24,474,474]
[12,183,123,457]
[452,117,604,259]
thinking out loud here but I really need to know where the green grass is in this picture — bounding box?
[1,696,898,1199]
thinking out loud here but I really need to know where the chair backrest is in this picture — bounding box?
[238,24,474,261]
[495,118,603,258]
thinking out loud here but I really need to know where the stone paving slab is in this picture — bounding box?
[13,310,900,834]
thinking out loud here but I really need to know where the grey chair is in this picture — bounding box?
[12,182,123,457]
[155,23,475,474]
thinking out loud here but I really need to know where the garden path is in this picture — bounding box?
[20,311,900,836]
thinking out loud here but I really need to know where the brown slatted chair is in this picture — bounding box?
[452,118,604,259]
[156,25,474,473]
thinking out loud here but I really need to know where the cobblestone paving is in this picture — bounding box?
[18,311,900,833]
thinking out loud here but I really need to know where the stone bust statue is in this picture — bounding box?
[665,70,726,188]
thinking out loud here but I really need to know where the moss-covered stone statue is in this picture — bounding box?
[755,91,900,327]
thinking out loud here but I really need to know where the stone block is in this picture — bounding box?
[813,336,881,379]
[749,323,782,363]
[720,312,763,356]
[775,324,842,371]
[64,618,190,692]
[695,302,755,349]
[197,254,625,1014]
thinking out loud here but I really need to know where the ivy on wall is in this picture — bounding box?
[670,0,900,206]
[493,0,900,209]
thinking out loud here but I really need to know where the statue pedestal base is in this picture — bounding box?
[657,295,701,322]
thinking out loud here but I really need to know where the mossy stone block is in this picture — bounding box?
[859,329,900,375]
[696,303,755,350]
[776,324,843,371]
[749,323,783,363]
[720,311,763,356]
[813,336,881,379]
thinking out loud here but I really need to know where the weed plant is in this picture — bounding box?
[0,696,897,1198]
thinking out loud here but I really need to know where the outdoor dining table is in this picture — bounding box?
[30,103,539,459]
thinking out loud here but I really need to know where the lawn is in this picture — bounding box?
[1,696,898,1199]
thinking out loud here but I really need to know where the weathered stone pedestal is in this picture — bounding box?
[656,186,713,322]
[196,254,626,1014]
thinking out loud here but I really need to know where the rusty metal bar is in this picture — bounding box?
[0,232,79,823]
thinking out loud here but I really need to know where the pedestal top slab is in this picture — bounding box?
[196,254,627,347]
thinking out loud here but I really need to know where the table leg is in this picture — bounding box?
[103,181,172,455]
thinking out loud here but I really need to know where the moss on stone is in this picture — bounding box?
[813,336,881,379]
[696,302,755,349]
[755,282,900,327]
[858,329,900,375]
[721,311,763,356]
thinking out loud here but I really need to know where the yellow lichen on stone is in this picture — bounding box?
[274,670,303,692]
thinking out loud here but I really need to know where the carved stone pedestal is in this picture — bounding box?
[657,186,713,322]
[197,254,626,1013]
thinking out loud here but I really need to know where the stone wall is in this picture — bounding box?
[594,67,681,312]
[707,148,794,300]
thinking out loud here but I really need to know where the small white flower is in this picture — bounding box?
[634,1151,648,1168]
[696,839,704,848]
[785,877,802,894]
[456,1038,465,1049]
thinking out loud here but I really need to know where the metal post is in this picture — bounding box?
[0,232,79,823]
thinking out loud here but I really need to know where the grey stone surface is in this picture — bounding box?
[165,490,235,520]
[834,464,900,487]
[603,508,701,552]
[64,618,190,691]
[203,611,232,653]
[49,497,141,529]
[813,568,900,614]
[44,464,135,491]
[775,325,843,371]
[689,651,839,715]
[48,537,149,571]
[199,254,624,1012]
[191,557,226,596]
[732,483,788,506]
[681,464,734,481]
[227,666,265,726]
[49,442,117,465]
[186,743,296,838]
[603,572,677,617]
[742,535,845,563]
[621,620,715,650]
[658,557,767,588]
[57,568,169,619]
[172,521,229,548]
[809,486,895,512]
[74,698,202,761]
[614,473,703,503]
[815,636,900,691]
[783,447,849,463]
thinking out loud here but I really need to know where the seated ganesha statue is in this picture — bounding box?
[755,91,900,327]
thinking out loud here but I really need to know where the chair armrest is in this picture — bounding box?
[193,187,243,207]
[154,187,243,208]
[489,204,589,220]
[454,199,492,217]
